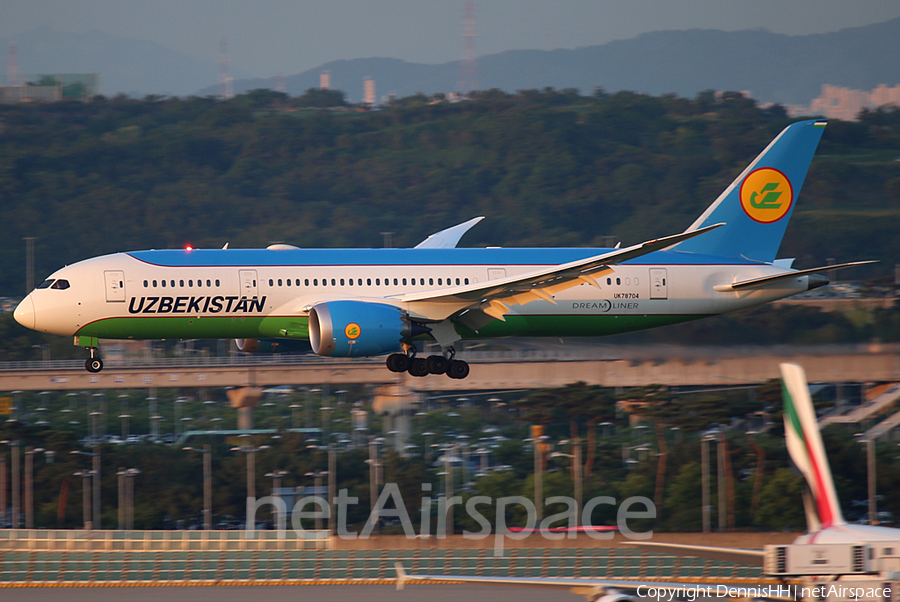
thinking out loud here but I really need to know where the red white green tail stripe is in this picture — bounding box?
[780,363,845,529]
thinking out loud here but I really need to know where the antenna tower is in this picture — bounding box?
[218,38,234,100]
[457,1,478,95]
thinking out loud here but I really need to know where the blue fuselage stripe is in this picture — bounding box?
[127,248,760,268]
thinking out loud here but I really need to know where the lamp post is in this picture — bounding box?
[304,469,328,531]
[231,443,270,527]
[0,453,6,527]
[701,431,718,534]
[366,437,383,534]
[73,470,93,529]
[266,469,288,530]
[24,447,45,529]
[116,467,140,530]
[1,441,21,528]
[550,438,582,527]
[71,449,101,529]
[125,469,139,530]
[183,445,212,530]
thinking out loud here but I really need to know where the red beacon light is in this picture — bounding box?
[185,245,194,252]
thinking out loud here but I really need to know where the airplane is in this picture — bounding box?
[13,119,872,378]
[394,363,900,601]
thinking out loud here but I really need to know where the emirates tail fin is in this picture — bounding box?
[780,363,846,530]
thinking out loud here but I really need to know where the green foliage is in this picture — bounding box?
[0,89,895,296]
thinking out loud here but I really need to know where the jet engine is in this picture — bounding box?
[308,300,407,357]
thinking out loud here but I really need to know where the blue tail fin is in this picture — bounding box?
[674,119,827,263]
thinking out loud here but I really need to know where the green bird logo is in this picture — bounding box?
[749,182,783,209]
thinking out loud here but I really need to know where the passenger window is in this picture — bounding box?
[616,278,621,285]
[153,280,158,287]
[207,280,211,287]
[367,278,371,286]
[188,280,193,287]
[455,278,460,285]
[348,279,352,286]
[269,279,274,286]
[465,278,469,285]
[215,280,220,286]
[278,279,283,286]
[305,279,309,286]
[393,278,398,285]
[340,278,345,286]
[162,280,166,288]
[376,278,380,285]
[143,280,148,287]
[180,280,184,287]
[52,279,70,290]
[170,280,175,287]
[331,279,336,286]
[402,278,407,285]
[358,279,362,286]
[437,278,441,285]
[313,279,318,286]
[607,278,612,285]
[286,279,291,287]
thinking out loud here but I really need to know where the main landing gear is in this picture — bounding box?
[386,347,470,380]
[85,348,103,373]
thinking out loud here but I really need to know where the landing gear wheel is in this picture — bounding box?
[426,355,448,375]
[85,358,104,373]
[386,353,410,373]
[447,359,470,380]
[408,357,429,377]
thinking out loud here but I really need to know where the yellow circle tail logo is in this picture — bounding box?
[345,323,361,340]
[740,167,793,224]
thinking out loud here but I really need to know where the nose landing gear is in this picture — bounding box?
[84,348,103,373]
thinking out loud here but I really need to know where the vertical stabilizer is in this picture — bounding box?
[780,363,845,530]
[675,120,827,263]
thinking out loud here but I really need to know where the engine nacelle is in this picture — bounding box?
[235,338,260,352]
[235,338,311,353]
[308,300,406,357]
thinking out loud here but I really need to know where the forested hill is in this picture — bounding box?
[1,88,898,296]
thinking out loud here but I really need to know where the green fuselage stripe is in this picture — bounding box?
[77,314,707,342]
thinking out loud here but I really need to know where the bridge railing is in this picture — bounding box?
[0,343,891,373]
[0,528,331,551]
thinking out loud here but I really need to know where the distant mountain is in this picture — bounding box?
[202,17,900,107]
[5,18,900,106]
[0,27,242,97]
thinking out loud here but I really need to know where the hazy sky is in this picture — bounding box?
[5,1,900,77]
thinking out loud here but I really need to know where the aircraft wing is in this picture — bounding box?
[397,223,723,324]
[395,563,789,602]
[713,260,877,292]
[623,541,765,565]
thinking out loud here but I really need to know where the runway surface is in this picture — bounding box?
[0,584,582,602]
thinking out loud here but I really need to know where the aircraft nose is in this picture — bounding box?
[14,296,35,330]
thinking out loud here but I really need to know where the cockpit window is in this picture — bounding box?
[51,279,70,290]
[36,279,55,289]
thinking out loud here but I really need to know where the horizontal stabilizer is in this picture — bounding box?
[713,260,877,292]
